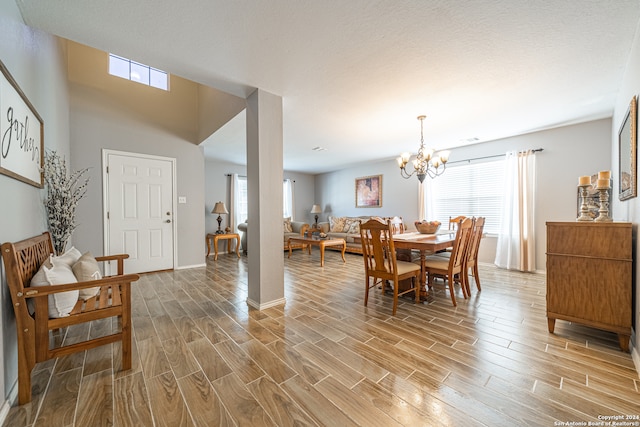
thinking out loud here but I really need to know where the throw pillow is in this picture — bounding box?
[30,262,79,318]
[72,252,102,300]
[330,216,347,233]
[51,246,82,267]
[283,217,293,233]
[347,220,360,234]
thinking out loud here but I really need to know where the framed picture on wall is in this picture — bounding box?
[619,95,637,201]
[0,60,44,188]
[355,175,382,208]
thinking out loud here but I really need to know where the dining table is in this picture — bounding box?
[390,231,457,298]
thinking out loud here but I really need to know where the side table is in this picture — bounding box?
[206,233,241,261]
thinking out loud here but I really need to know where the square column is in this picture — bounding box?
[245,89,285,309]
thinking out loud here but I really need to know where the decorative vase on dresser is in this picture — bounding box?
[546,222,633,352]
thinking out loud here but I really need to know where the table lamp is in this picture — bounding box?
[212,201,229,234]
[310,204,322,227]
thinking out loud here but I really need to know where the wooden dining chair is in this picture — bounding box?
[423,217,474,306]
[388,216,405,235]
[463,217,485,295]
[448,215,466,230]
[359,218,422,315]
[435,217,485,296]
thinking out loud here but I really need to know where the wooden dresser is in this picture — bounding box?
[546,221,632,351]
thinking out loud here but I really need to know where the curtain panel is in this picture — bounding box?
[494,150,536,272]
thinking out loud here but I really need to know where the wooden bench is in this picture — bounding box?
[1,232,139,405]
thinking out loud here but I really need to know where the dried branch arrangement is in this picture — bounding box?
[43,151,90,255]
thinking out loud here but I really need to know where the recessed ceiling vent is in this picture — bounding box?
[460,137,480,143]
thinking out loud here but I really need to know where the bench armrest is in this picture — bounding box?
[22,273,140,298]
[95,254,129,275]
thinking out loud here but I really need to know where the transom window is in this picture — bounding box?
[108,54,169,91]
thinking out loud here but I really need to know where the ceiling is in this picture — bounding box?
[16,0,640,174]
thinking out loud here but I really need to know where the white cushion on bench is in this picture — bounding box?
[72,252,102,300]
[51,246,82,267]
[30,258,79,318]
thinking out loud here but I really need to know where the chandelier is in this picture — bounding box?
[397,115,450,183]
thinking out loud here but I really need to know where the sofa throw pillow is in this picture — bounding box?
[330,216,347,233]
[51,246,82,267]
[347,220,360,234]
[72,252,102,300]
[30,262,79,318]
[283,217,293,233]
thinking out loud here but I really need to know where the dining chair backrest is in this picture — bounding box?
[360,218,397,279]
[448,215,467,230]
[389,216,405,235]
[423,217,474,306]
[467,217,485,265]
[450,217,474,271]
[463,216,485,294]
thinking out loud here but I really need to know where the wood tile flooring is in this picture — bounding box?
[4,250,639,426]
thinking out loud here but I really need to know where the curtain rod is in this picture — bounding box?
[225,173,295,183]
[448,148,543,165]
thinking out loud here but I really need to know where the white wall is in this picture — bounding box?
[610,16,640,370]
[315,118,612,270]
[204,158,316,237]
[0,1,69,406]
[70,84,206,268]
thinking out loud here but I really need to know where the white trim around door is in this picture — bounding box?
[102,149,177,274]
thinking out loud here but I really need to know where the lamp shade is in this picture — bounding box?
[212,202,229,214]
[310,204,322,214]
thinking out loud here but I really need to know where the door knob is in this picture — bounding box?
[165,219,171,223]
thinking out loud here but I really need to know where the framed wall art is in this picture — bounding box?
[0,60,44,188]
[618,95,636,201]
[355,175,382,208]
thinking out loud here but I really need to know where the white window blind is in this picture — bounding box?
[235,177,291,225]
[236,176,248,223]
[426,159,505,234]
[283,179,293,218]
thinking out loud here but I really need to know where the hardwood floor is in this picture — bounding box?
[4,250,639,426]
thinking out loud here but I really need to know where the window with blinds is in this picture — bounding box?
[427,159,505,234]
[236,176,248,223]
[283,179,293,218]
[234,177,292,222]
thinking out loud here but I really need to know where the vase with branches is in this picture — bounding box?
[43,151,90,255]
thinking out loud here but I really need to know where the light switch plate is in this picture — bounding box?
[178,196,187,204]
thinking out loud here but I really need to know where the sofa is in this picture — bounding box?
[237,218,310,254]
[316,215,405,254]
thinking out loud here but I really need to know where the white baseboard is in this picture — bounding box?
[0,380,17,425]
[632,343,640,378]
[175,263,206,270]
[246,297,286,310]
[0,399,10,427]
[479,261,545,275]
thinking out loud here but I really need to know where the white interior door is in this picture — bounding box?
[104,150,175,274]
